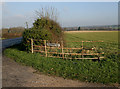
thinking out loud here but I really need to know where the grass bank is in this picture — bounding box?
[4,44,118,84]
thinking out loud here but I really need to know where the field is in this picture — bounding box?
[65,31,118,57]
[4,31,119,84]
[65,31,118,43]
[1,27,24,39]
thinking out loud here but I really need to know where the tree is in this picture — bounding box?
[22,7,64,51]
[35,6,58,21]
[78,26,81,31]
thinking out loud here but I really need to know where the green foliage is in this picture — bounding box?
[78,27,81,30]
[33,18,63,41]
[23,17,64,51]
[22,28,52,51]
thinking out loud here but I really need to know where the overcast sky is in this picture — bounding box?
[2,2,118,28]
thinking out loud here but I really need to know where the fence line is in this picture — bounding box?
[30,39,104,60]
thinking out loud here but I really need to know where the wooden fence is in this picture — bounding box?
[30,39,104,60]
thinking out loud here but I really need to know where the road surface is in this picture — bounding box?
[1,37,22,49]
[0,37,22,88]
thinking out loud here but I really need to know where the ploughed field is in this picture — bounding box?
[4,31,119,84]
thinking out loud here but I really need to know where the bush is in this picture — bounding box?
[33,18,64,42]
[22,17,64,51]
[22,28,52,51]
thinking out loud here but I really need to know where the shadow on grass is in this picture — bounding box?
[5,43,25,51]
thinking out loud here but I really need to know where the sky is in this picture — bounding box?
[1,2,118,28]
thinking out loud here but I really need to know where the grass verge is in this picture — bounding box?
[4,44,119,84]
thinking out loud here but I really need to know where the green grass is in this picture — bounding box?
[65,32,118,42]
[4,31,119,84]
[65,32,118,54]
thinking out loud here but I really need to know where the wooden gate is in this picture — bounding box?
[30,39,104,60]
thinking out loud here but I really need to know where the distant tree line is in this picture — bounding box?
[2,27,25,34]
[1,27,25,39]
[64,25,118,31]
[78,27,80,30]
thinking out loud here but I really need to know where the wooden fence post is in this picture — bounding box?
[44,40,47,57]
[82,41,83,58]
[31,39,33,53]
[61,41,64,59]
[82,41,83,49]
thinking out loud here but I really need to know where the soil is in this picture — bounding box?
[2,56,119,87]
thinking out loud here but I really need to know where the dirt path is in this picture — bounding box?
[2,56,118,87]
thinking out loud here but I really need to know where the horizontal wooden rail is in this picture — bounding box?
[65,57,104,60]
[66,41,104,42]
[30,39,104,60]
[34,45,45,48]
[47,52,104,55]
[47,56,104,60]
[47,56,63,59]
[29,38,104,42]
[33,50,45,53]
[34,45,84,50]
[46,46,60,49]
[62,47,83,50]
[47,47,83,50]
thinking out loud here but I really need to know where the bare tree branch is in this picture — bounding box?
[35,6,58,21]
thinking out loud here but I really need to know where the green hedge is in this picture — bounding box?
[22,18,64,51]
[22,28,52,51]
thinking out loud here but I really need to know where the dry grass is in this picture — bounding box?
[64,31,118,33]
[2,33,22,39]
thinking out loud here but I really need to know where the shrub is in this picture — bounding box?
[22,28,52,51]
[33,17,64,42]
[22,17,64,51]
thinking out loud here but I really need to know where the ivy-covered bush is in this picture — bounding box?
[33,18,64,42]
[22,17,64,51]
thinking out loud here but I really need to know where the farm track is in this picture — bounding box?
[2,56,119,87]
